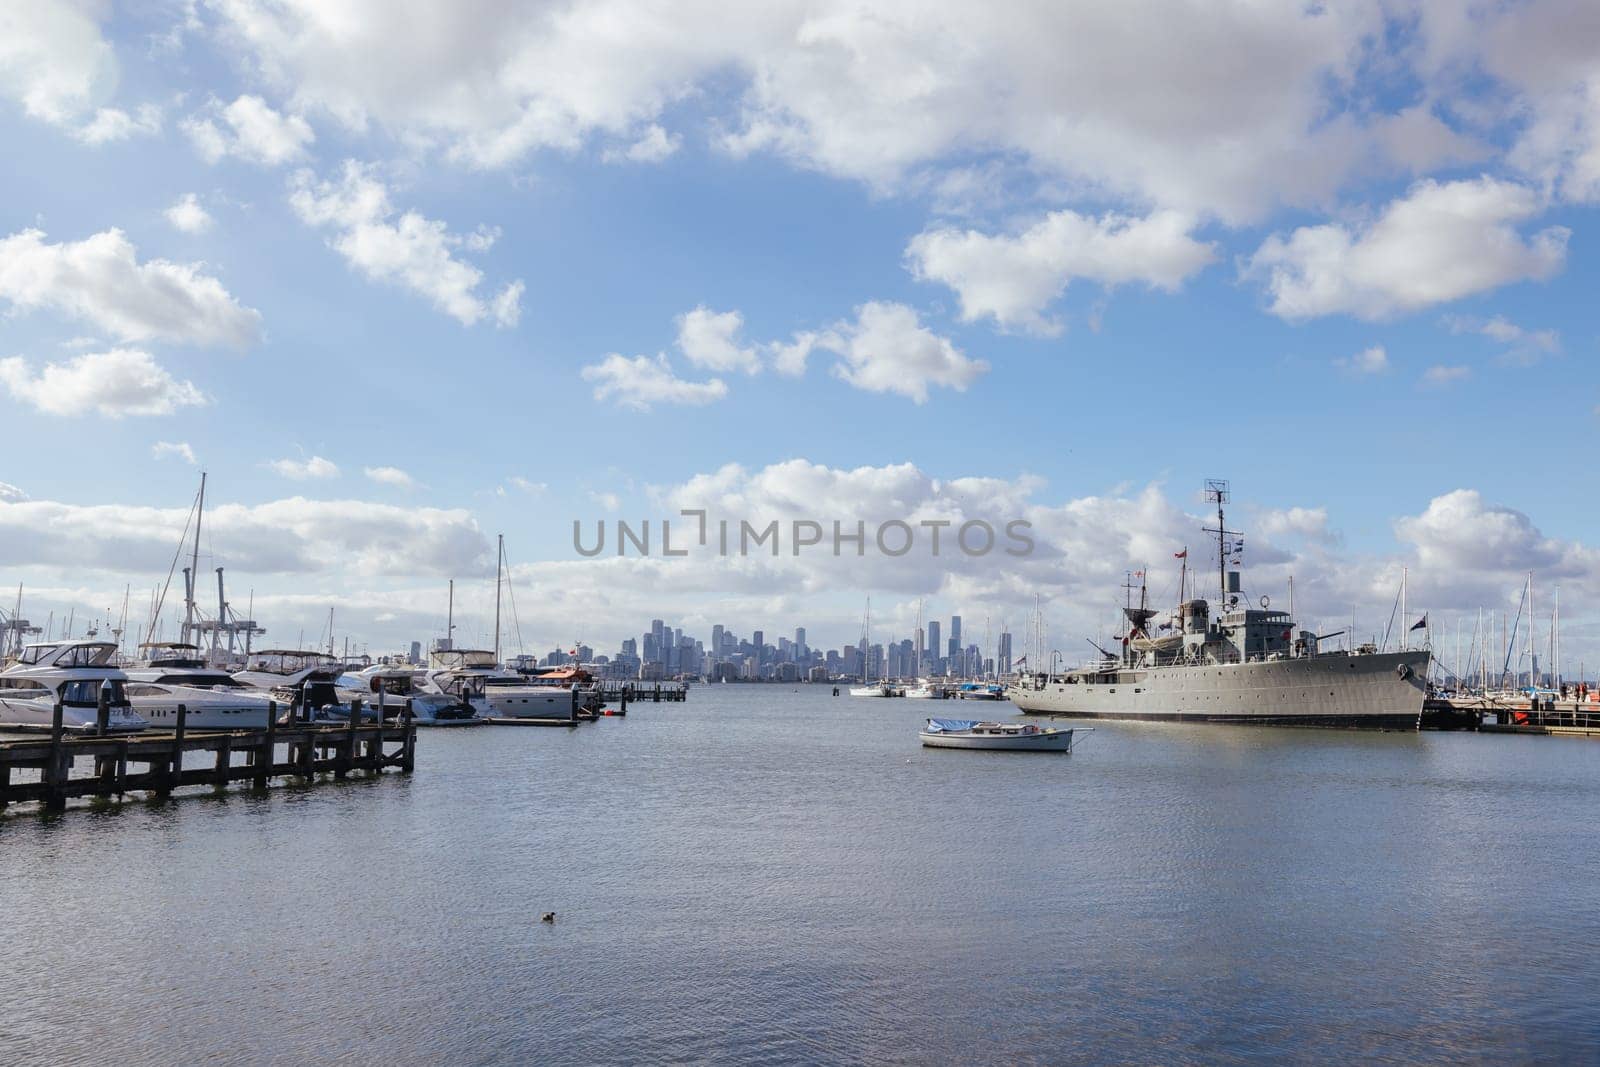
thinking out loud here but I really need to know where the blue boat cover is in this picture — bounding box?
[926,718,980,733]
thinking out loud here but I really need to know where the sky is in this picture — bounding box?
[0,1,1598,675]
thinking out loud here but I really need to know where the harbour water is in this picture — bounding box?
[4,687,1598,1064]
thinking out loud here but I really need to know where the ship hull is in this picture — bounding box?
[1006,650,1430,730]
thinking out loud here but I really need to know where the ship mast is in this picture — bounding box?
[1201,479,1238,607]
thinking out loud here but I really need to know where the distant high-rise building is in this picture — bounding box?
[950,615,962,658]
[913,627,924,674]
[753,630,764,663]
[711,624,724,663]
[795,627,807,660]
[409,640,422,665]
[998,632,1013,675]
[927,621,940,666]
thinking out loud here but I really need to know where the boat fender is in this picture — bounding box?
[370,677,382,693]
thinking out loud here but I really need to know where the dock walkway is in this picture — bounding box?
[0,700,415,812]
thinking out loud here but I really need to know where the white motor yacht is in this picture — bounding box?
[0,640,148,733]
[124,643,277,729]
[233,649,350,721]
[425,649,581,721]
[339,663,484,726]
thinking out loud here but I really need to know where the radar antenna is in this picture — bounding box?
[1201,479,1242,607]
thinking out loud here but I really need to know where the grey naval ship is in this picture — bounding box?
[1007,481,1430,730]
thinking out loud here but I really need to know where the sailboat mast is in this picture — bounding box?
[493,534,504,665]
[1552,585,1560,688]
[1528,572,1535,688]
[183,471,206,645]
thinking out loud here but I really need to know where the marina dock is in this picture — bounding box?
[0,701,415,812]
[595,682,687,702]
[1423,698,1600,737]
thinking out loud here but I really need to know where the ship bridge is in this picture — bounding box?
[1216,608,1295,659]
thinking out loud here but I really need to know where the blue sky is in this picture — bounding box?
[1,2,1598,669]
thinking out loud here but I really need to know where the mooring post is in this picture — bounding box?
[620,688,628,715]
[96,679,111,737]
[213,735,232,788]
[340,698,361,778]
[44,701,66,812]
[400,698,415,772]
[257,701,277,789]
[171,702,188,791]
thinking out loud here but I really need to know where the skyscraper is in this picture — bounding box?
[998,631,1013,675]
[711,624,724,664]
[950,615,962,658]
[913,626,924,674]
[927,621,940,667]
[795,627,806,660]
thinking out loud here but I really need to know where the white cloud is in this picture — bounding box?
[507,476,547,494]
[1258,506,1335,545]
[269,455,340,480]
[1334,345,1390,375]
[289,161,523,327]
[768,331,818,377]
[604,124,681,163]
[1421,2,1600,205]
[822,302,986,403]
[580,353,728,411]
[1422,364,1471,388]
[1395,489,1590,586]
[676,306,760,374]
[364,465,417,490]
[152,440,197,464]
[203,2,1438,222]
[1246,177,1569,320]
[1445,314,1561,365]
[0,1,117,125]
[0,495,490,578]
[906,209,1215,334]
[0,349,207,418]
[0,481,27,502]
[164,193,213,235]
[182,94,315,166]
[0,228,263,346]
[74,104,162,144]
[589,490,622,512]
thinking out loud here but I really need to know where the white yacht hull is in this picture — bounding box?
[129,687,275,730]
[1006,650,1430,729]
[0,697,148,734]
[486,688,576,720]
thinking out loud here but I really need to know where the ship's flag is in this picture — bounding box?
[1409,615,1427,632]
[1174,549,1187,559]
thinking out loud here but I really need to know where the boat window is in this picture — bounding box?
[0,678,49,691]
[60,680,127,705]
[17,645,57,665]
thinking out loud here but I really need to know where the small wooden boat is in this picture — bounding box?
[919,717,1076,752]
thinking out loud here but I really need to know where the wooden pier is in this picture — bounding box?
[595,682,687,703]
[1422,697,1600,737]
[0,700,416,813]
